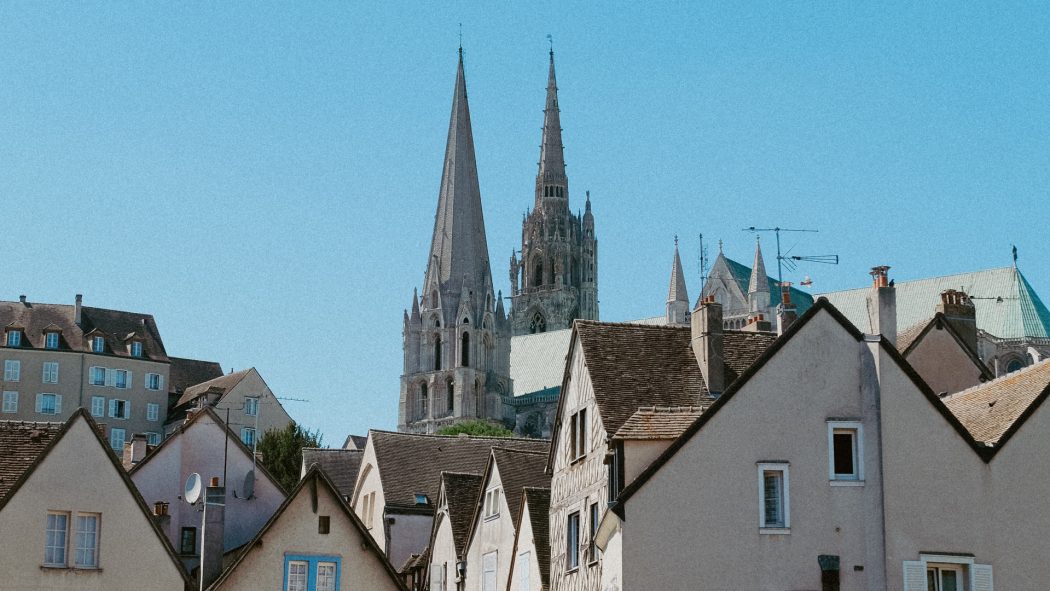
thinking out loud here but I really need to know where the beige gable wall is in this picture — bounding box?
[905,326,986,395]
[428,510,458,591]
[466,464,516,591]
[212,369,292,441]
[212,480,402,591]
[351,437,387,551]
[622,310,888,590]
[506,499,543,591]
[0,417,186,590]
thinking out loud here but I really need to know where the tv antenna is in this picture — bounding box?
[742,226,838,287]
[698,233,709,292]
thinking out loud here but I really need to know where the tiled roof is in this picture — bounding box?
[400,547,430,575]
[0,299,168,361]
[819,266,1050,340]
[302,448,362,500]
[943,359,1050,445]
[368,431,549,510]
[511,329,573,395]
[175,368,252,407]
[0,421,63,500]
[343,434,368,450]
[522,487,551,589]
[613,407,705,440]
[574,321,777,437]
[721,256,815,315]
[491,447,551,525]
[441,472,483,555]
[168,357,223,396]
[896,320,928,352]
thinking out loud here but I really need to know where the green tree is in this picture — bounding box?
[257,421,323,492]
[436,420,514,438]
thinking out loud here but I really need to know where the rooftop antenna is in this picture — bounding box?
[698,233,709,292]
[742,226,838,287]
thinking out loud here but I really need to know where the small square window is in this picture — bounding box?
[318,515,330,534]
[91,336,105,353]
[45,332,60,349]
[827,421,864,484]
[758,463,789,532]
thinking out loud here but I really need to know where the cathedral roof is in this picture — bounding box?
[748,238,770,295]
[717,254,815,315]
[510,329,573,396]
[667,242,689,304]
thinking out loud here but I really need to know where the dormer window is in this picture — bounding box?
[129,341,143,358]
[6,330,22,347]
[45,332,60,350]
[91,336,105,353]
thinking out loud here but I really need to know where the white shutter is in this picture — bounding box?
[972,564,993,591]
[54,394,62,414]
[109,399,117,418]
[105,369,115,387]
[126,371,133,389]
[35,393,43,413]
[159,374,165,391]
[124,400,131,419]
[903,561,927,591]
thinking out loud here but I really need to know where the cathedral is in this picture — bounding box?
[399,49,595,433]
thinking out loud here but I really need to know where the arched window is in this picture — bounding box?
[446,380,455,415]
[433,335,442,370]
[533,261,543,287]
[530,311,547,334]
[461,332,470,367]
[418,383,428,420]
[431,290,439,309]
[1006,358,1025,373]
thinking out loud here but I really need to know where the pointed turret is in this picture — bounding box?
[667,238,691,325]
[496,290,506,321]
[535,50,568,207]
[423,51,493,325]
[410,288,421,322]
[748,237,770,313]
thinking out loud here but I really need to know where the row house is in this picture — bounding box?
[505,487,551,591]
[166,366,293,446]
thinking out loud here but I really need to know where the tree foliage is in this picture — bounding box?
[257,421,323,492]
[436,420,514,438]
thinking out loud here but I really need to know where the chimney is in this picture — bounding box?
[936,289,977,351]
[19,295,27,304]
[201,478,226,589]
[866,266,896,345]
[691,296,725,396]
[777,282,798,336]
[152,501,171,539]
[743,313,772,332]
[123,433,149,469]
[74,294,83,326]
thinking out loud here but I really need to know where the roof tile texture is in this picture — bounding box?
[613,407,705,440]
[0,300,168,360]
[302,448,363,499]
[442,472,484,554]
[944,359,1050,445]
[0,421,64,500]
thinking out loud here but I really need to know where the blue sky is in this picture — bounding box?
[2,2,1048,443]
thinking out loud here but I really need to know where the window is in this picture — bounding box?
[2,391,17,413]
[110,428,126,451]
[44,512,69,566]
[90,396,105,417]
[6,330,22,347]
[903,555,994,591]
[147,402,160,422]
[431,561,448,591]
[284,555,341,591]
[242,427,256,447]
[146,432,161,445]
[569,408,588,461]
[318,515,330,534]
[74,514,99,568]
[146,372,163,390]
[89,366,105,386]
[45,332,60,349]
[461,332,470,367]
[434,334,442,370]
[362,491,376,529]
[91,336,105,353]
[446,380,454,414]
[566,511,580,570]
[42,362,59,384]
[245,396,259,416]
[114,369,128,389]
[37,393,61,415]
[484,488,501,519]
[482,551,497,591]
[130,341,143,357]
[517,552,531,591]
[828,421,864,484]
[758,463,789,532]
[4,359,20,382]
[109,399,130,419]
[589,502,600,563]
[179,527,196,555]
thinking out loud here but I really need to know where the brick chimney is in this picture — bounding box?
[937,289,977,351]
[866,266,896,345]
[201,477,226,589]
[777,282,798,336]
[74,294,83,326]
[691,296,725,396]
[122,433,149,470]
[743,313,772,332]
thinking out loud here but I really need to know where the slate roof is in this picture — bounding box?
[168,357,224,396]
[819,266,1050,340]
[721,256,815,315]
[368,431,549,511]
[522,487,551,589]
[511,328,573,396]
[302,448,362,500]
[491,448,551,526]
[943,359,1050,445]
[441,472,484,555]
[897,321,928,352]
[613,407,706,441]
[0,421,63,501]
[573,321,778,438]
[175,368,252,407]
[0,299,168,361]
[343,434,368,450]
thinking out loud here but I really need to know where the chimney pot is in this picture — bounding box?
[210,476,220,487]
[19,295,26,303]
[74,294,83,326]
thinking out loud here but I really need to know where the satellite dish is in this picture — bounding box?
[242,470,255,500]
[184,473,203,504]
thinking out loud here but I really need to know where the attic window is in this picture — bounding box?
[91,336,105,354]
[414,494,429,505]
[44,332,60,349]
[318,516,330,534]
[5,330,21,347]
[129,341,143,358]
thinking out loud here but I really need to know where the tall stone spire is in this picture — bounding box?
[535,49,567,207]
[424,50,493,323]
[748,237,770,313]
[667,237,690,325]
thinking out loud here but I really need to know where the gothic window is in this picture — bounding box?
[571,257,580,286]
[433,335,442,370]
[529,311,547,334]
[431,290,439,309]
[533,261,543,287]
[1006,357,1025,373]
[418,383,428,420]
[461,332,470,367]
[446,380,454,415]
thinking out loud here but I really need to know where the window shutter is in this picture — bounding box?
[902,561,927,591]
[54,395,62,414]
[972,564,993,591]
[109,399,117,417]
[35,393,43,413]
[105,369,115,387]
[124,400,131,419]
[159,374,165,391]
[126,371,133,389]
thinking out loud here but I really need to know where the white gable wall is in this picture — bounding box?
[507,499,544,591]
[466,464,515,591]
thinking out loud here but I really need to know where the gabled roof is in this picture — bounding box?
[0,410,191,585]
[343,434,368,450]
[209,466,407,591]
[510,328,573,396]
[175,368,253,408]
[819,266,1050,340]
[366,431,549,511]
[719,254,815,314]
[168,356,224,395]
[943,359,1050,446]
[440,471,484,555]
[466,447,550,552]
[0,299,169,360]
[302,448,362,500]
[897,313,993,382]
[521,487,551,590]
[613,407,706,441]
[614,299,1001,515]
[667,243,689,304]
[0,420,63,500]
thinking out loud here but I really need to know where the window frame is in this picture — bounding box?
[90,396,105,417]
[569,408,588,463]
[757,462,790,533]
[4,359,21,382]
[44,331,60,350]
[89,366,106,386]
[44,511,69,567]
[109,428,126,451]
[74,513,100,568]
[484,487,501,520]
[588,501,601,565]
[129,341,143,358]
[109,399,130,420]
[6,330,22,347]
[2,390,17,413]
[37,393,61,415]
[146,372,163,391]
[283,554,341,591]
[179,527,197,555]
[242,427,256,447]
[113,369,129,389]
[828,421,864,485]
[245,396,259,417]
[146,432,161,445]
[482,550,498,591]
[147,402,160,422]
[91,336,105,353]
[42,361,59,384]
[566,511,581,571]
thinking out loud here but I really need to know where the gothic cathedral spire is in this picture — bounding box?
[536,49,567,207]
[748,237,771,313]
[667,238,690,325]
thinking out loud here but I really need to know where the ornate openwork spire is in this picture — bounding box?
[536,49,567,206]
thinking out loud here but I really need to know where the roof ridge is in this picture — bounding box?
[817,266,1016,295]
[491,446,548,456]
[369,429,546,443]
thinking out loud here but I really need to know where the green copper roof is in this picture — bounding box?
[722,257,815,316]
[819,266,1050,340]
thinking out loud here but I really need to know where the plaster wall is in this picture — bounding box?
[507,500,544,591]
[466,466,516,591]
[428,512,459,591]
[388,512,433,573]
[351,440,387,551]
[621,440,671,485]
[904,326,985,394]
[212,369,292,440]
